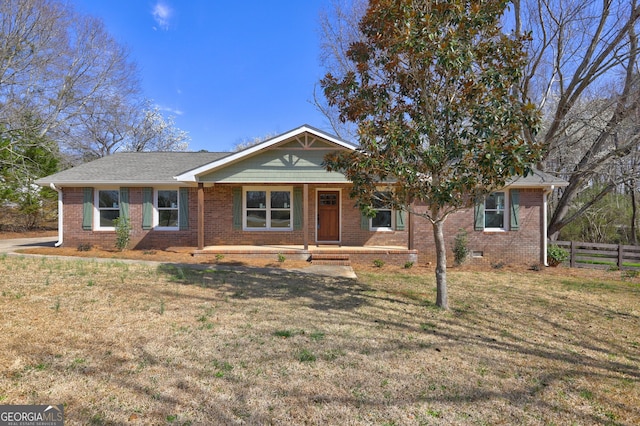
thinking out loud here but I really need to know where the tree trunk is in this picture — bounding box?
[432,220,448,310]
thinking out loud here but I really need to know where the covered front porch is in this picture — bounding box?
[188,244,418,266]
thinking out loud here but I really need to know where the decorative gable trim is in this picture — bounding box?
[174,125,355,182]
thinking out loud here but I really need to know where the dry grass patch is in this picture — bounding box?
[20,245,311,270]
[0,254,638,425]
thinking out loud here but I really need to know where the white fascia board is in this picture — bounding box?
[174,125,356,182]
[505,180,569,189]
[36,180,195,188]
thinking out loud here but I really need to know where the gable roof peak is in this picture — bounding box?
[174,125,355,182]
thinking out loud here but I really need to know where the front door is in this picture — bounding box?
[317,191,340,242]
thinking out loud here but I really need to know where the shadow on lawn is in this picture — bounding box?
[152,262,639,424]
[156,262,370,312]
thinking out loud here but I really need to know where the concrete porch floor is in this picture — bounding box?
[194,244,410,253]
[187,245,419,265]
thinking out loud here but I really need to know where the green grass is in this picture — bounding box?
[297,349,316,362]
[273,329,294,338]
[573,253,640,269]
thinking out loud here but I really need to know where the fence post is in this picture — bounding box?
[618,243,624,270]
[570,241,576,268]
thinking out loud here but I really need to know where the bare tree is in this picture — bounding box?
[230,132,281,152]
[125,102,190,153]
[314,0,367,141]
[513,0,640,238]
[0,0,189,167]
[0,0,138,140]
[63,97,190,161]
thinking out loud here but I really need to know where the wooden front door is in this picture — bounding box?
[317,191,340,242]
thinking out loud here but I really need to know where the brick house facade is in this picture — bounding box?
[37,125,566,266]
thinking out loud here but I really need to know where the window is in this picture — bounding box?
[475,190,519,232]
[370,192,393,230]
[96,189,120,229]
[244,187,292,230]
[156,190,179,229]
[484,191,506,230]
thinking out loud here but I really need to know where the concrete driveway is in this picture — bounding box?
[0,236,57,253]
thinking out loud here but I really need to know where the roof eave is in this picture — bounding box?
[174,125,355,181]
[36,180,194,187]
[505,181,569,189]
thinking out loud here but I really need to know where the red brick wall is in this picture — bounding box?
[60,184,409,249]
[60,186,543,265]
[61,187,199,250]
[204,184,408,247]
[411,188,543,266]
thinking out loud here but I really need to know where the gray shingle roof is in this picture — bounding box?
[36,152,230,186]
[36,150,568,189]
[507,169,568,187]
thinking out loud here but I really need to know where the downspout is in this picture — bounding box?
[542,185,555,266]
[49,183,63,247]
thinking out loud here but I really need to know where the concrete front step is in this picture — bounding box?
[311,260,351,266]
[311,253,351,266]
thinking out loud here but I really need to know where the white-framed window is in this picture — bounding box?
[95,189,120,230]
[484,191,507,231]
[370,191,394,231]
[244,186,292,230]
[155,189,179,230]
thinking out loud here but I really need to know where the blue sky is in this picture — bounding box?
[72,0,333,152]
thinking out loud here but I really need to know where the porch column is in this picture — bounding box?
[303,184,309,250]
[197,182,205,250]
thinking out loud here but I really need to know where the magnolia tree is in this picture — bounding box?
[321,0,543,309]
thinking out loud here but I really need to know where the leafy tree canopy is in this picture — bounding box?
[321,0,543,308]
[322,0,542,217]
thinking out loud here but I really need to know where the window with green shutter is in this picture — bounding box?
[82,188,93,230]
[474,191,519,231]
[157,189,179,229]
[96,189,120,229]
[395,210,406,231]
[243,187,293,230]
[293,187,303,230]
[232,187,242,229]
[510,189,520,230]
[179,188,189,230]
[142,188,153,230]
[119,187,129,221]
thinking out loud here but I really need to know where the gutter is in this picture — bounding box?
[49,183,63,247]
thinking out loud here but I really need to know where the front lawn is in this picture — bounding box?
[0,255,638,425]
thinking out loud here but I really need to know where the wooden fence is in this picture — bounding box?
[552,240,640,270]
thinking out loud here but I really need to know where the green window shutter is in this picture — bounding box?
[119,187,129,221]
[82,187,93,230]
[179,188,189,230]
[232,187,242,230]
[395,209,406,231]
[510,189,520,231]
[361,212,370,230]
[293,187,303,230]
[142,187,153,230]
[474,198,485,231]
